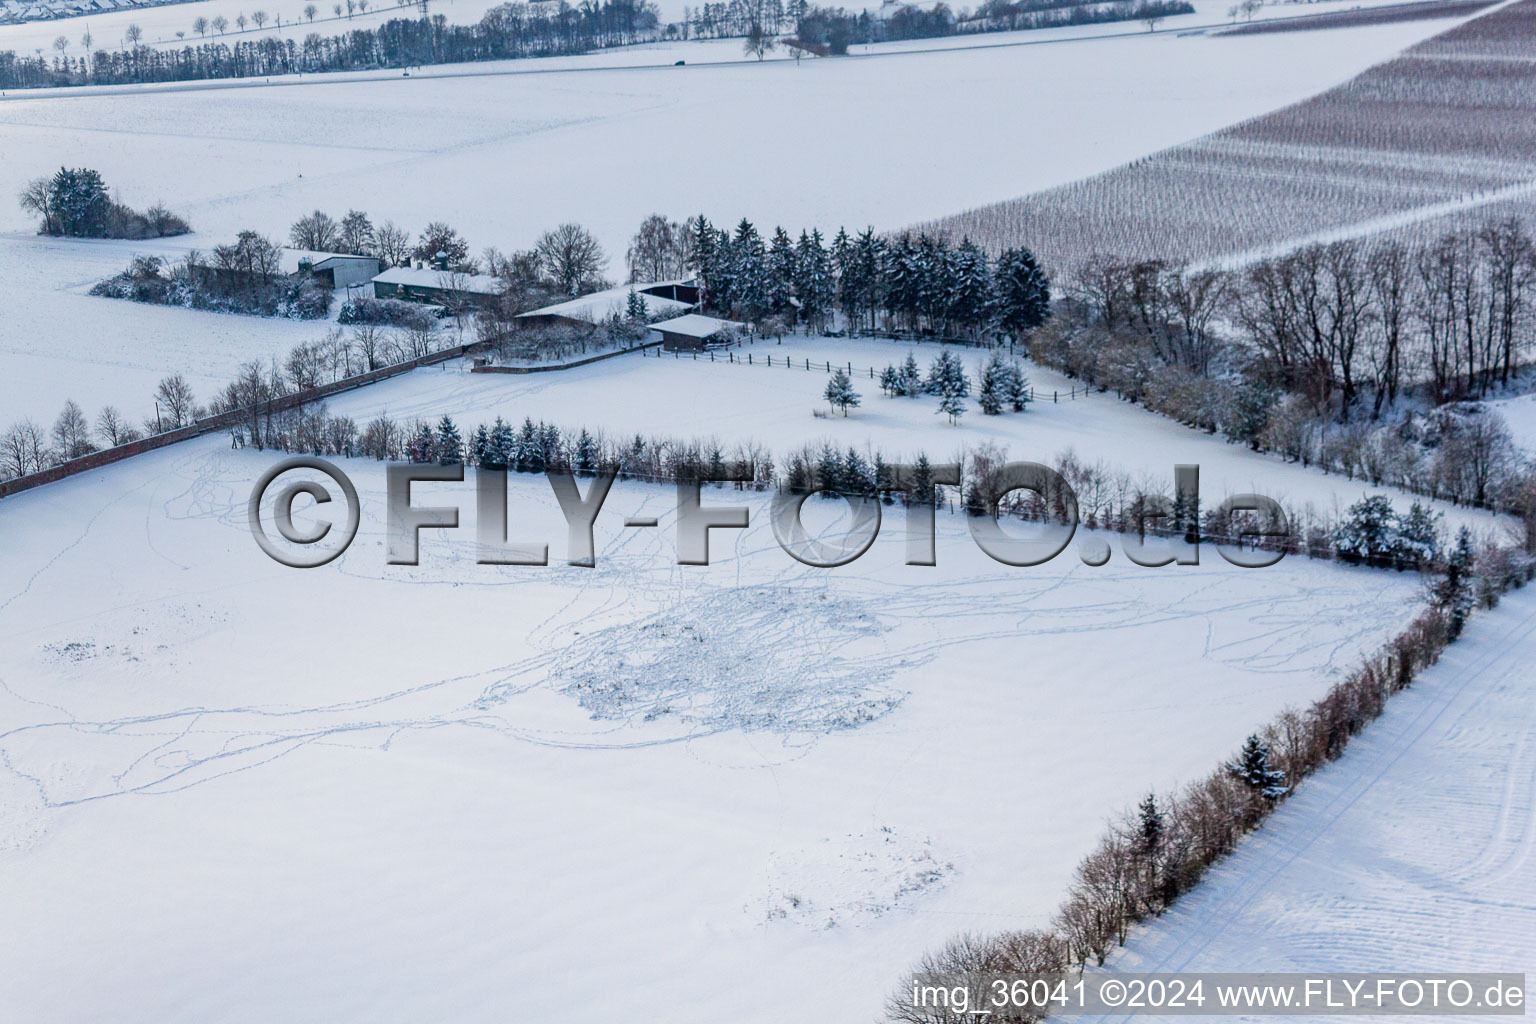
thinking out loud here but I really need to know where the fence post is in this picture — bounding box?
[1054,391,1058,403]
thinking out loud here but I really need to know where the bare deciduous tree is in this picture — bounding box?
[535,222,606,297]
[626,213,688,283]
[374,220,411,267]
[154,374,197,429]
[290,209,340,251]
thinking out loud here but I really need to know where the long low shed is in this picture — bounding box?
[650,313,745,350]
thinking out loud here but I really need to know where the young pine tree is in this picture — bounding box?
[1226,734,1288,800]
[1004,359,1031,411]
[1432,526,1476,637]
[824,367,861,417]
[909,452,935,506]
[625,288,648,324]
[435,415,462,465]
[937,387,967,424]
[977,351,1009,415]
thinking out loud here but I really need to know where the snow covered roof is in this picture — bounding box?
[372,266,505,295]
[517,283,692,323]
[649,313,744,339]
[283,248,379,273]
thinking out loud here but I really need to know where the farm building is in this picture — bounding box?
[304,255,381,292]
[515,279,698,329]
[371,266,505,308]
[650,313,744,351]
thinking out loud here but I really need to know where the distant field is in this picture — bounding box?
[1215,0,1492,32]
[914,0,1535,272]
[0,13,1453,427]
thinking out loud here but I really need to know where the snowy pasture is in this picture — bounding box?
[0,233,320,433]
[1095,585,1536,1020]
[0,431,1423,1022]
[310,335,1506,533]
[0,12,1472,427]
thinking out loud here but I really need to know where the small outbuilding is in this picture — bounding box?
[308,254,381,291]
[371,265,506,308]
[650,313,745,351]
[515,279,698,329]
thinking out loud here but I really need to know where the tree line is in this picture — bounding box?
[792,0,1192,54]
[1033,218,1536,511]
[667,214,1051,341]
[0,0,660,90]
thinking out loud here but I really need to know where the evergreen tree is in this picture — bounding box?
[1003,358,1031,411]
[909,452,935,505]
[925,350,969,397]
[1227,734,1288,799]
[1135,793,1164,859]
[575,427,597,475]
[471,423,490,465]
[879,364,899,396]
[1334,495,1397,566]
[708,227,736,313]
[540,422,563,471]
[898,353,922,396]
[625,287,648,324]
[516,416,543,472]
[915,234,952,332]
[947,239,991,339]
[824,367,861,416]
[483,416,513,470]
[767,226,797,313]
[937,387,967,424]
[832,226,858,327]
[815,442,840,493]
[977,350,1010,415]
[688,214,717,306]
[842,446,871,494]
[991,246,1051,339]
[435,415,462,465]
[731,219,766,320]
[407,422,436,464]
[1393,501,1441,568]
[796,229,834,333]
[1433,526,1476,637]
[853,227,886,332]
[884,236,921,331]
[1223,378,1275,450]
[48,166,112,237]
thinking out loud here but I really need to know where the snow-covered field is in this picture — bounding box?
[0,233,319,433]
[0,430,1422,1022]
[2,7,1525,1019]
[315,337,1507,533]
[1486,390,1536,455]
[0,0,1416,58]
[0,11,1469,428]
[1096,584,1536,1019]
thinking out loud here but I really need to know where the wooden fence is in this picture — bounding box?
[640,344,1092,402]
[0,342,474,500]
